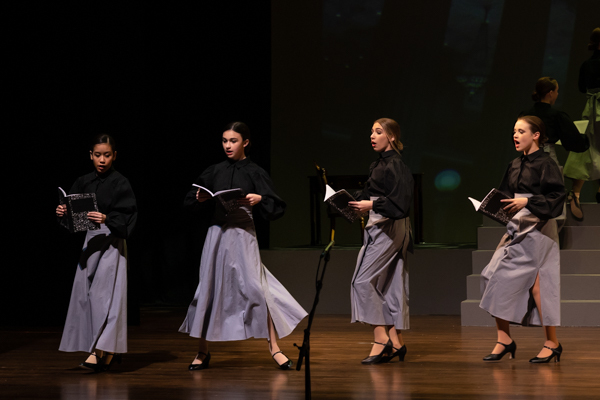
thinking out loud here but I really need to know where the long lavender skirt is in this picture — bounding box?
[59,224,128,353]
[480,195,560,326]
[179,206,307,341]
[351,200,412,330]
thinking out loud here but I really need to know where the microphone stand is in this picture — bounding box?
[294,238,334,400]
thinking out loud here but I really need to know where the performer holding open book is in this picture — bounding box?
[55,134,137,372]
[180,122,307,371]
[480,116,565,363]
[348,118,414,364]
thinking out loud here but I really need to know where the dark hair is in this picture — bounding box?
[588,27,600,51]
[374,118,404,153]
[531,77,557,102]
[223,121,251,150]
[90,134,117,152]
[517,115,547,145]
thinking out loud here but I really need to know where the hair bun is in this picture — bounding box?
[531,92,540,102]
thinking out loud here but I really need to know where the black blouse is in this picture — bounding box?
[356,150,413,220]
[521,102,589,152]
[498,149,565,220]
[64,168,138,239]
[184,158,286,221]
[578,50,600,93]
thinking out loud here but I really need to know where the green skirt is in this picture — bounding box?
[563,90,600,181]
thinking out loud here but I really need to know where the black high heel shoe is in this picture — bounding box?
[529,343,562,363]
[188,351,211,371]
[483,341,516,361]
[272,351,293,370]
[361,340,393,364]
[102,353,122,371]
[381,344,407,363]
[79,352,104,372]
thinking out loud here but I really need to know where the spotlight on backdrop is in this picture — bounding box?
[434,169,461,191]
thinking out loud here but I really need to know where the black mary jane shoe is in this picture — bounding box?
[381,344,407,363]
[483,341,516,361]
[79,352,105,372]
[188,351,211,371]
[529,343,562,363]
[272,350,293,370]
[361,340,393,365]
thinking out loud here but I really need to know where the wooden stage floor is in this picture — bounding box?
[1,308,599,399]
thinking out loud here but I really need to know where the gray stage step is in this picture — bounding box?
[565,203,600,226]
[477,226,600,250]
[461,299,600,326]
[471,249,600,274]
[466,274,600,301]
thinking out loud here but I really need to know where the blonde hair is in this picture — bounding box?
[374,118,404,153]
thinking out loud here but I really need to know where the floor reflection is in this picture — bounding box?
[61,375,129,400]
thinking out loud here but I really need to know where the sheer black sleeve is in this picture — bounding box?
[556,111,589,153]
[372,159,413,219]
[251,168,286,221]
[105,178,137,239]
[525,160,566,220]
[184,165,216,208]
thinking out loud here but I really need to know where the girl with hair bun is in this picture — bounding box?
[180,122,307,371]
[522,77,588,165]
[348,118,414,364]
[480,116,565,364]
[56,134,137,372]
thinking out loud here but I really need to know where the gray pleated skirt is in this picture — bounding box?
[351,200,411,330]
[179,206,307,341]
[59,224,128,353]
[480,195,560,326]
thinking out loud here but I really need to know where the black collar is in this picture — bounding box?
[226,157,251,169]
[380,150,399,159]
[521,148,543,162]
[92,167,115,182]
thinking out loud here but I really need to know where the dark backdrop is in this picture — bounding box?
[4,0,598,328]
[5,2,272,326]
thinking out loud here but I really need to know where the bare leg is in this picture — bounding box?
[267,312,289,365]
[491,318,512,354]
[85,349,104,364]
[387,326,404,349]
[191,338,209,365]
[531,273,559,357]
[369,325,391,356]
[572,179,585,197]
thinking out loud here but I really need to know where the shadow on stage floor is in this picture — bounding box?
[1,307,599,399]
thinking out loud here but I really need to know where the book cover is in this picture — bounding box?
[468,188,516,226]
[324,184,361,223]
[58,187,100,233]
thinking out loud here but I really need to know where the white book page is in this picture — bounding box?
[59,187,67,197]
[192,184,215,197]
[324,184,336,202]
[214,188,243,196]
[468,197,481,211]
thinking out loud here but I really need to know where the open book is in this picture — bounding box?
[324,184,361,223]
[468,188,516,226]
[192,184,245,213]
[58,187,100,233]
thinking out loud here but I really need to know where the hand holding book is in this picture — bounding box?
[500,197,528,214]
[348,200,373,214]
